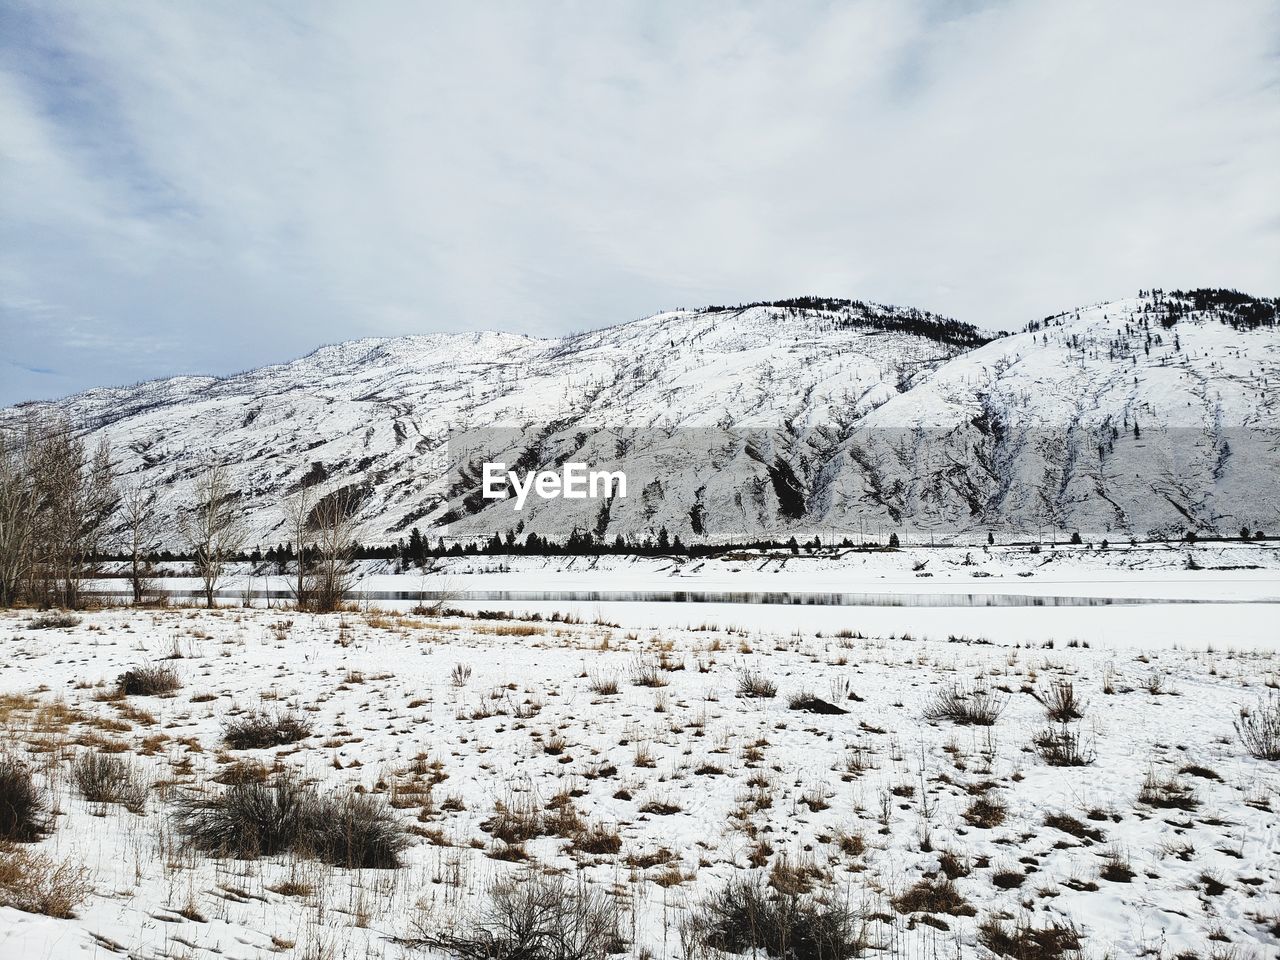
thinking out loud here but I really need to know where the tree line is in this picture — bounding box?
[697,296,992,349]
[4,410,1269,608]
[0,412,359,612]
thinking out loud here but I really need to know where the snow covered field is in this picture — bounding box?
[1,591,1277,959]
[94,542,1280,651]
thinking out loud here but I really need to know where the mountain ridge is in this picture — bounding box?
[3,289,1276,546]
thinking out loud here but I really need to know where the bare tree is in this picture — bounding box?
[282,484,317,610]
[0,419,39,607]
[32,421,116,608]
[307,486,359,612]
[1,413,115,609]
[181,461,246,609]
[120,482,160,604]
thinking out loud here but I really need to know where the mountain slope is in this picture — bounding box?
[4,291,1277,545]
[831,293,1280,538]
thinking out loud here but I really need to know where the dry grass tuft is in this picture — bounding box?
[174,775,407,868]
[737,670,778,699]
[27,612,81,630]
[72,753,148,813]
[0,758,47,842]
[419,871,626,960]
[117,665,181,697]
[977,914,1082,959]
[222,708,312,749]
[0,843,92,918]
[1137,770,1199,811]
[1033,725,1095,766]
[681,875,864,960]
[924,684,1006,726]
[892,877,975,917]
[962,795,1007,829]
[1235,694,1280,761]
[1037,679,1086,722]
[588,673,620,696]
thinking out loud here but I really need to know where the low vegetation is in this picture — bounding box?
[738,670,778,699]
[0,844,93,918]
[0,603,1275,956]
[1235,694,1280,760]
[892,877,975,917]
[923,684,1006,726]
[0,758,46,842]
[72,753,148,813]
[173,775,407,867]
[27,612,82,630]
[977,915,1083,959]
[1033,724,1095,766]
[222,708,312,749]
[117,665,181,696]
[1038,679,1086,722]
[681,874,864,960]
[421,872,626,960]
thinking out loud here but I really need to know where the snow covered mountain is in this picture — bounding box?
[5,291,1277,546]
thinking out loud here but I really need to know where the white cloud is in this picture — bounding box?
[1,0,1277,403]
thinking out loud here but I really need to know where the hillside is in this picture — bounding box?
[4,291,1276,546]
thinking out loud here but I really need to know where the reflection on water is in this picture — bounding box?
[85,588,1270,607]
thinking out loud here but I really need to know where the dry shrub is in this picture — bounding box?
[481,796,549,844]
[117,665,181,696]
[631,659,668,688]
[1037,680,1085,722]
[1137,770,1198,811]
[1235,694,1280,761]
[1099,846,1135,883]
[321,793,410,868]
[73,753,148,813]
[0,758,46,842]
[768,856,828,896]
[937,850,971,879]
[681,875,863,960]
[214,759,270,785]
[834,831,865,858]
[738,670,778,699]
[923,684,1006,726]
[588,673,620,696]
[0,843,92,918]
[485,624,544,637]
[572,822,622,855]
[421,871,626,960]
[1033,725,1095,766]
[28,612,81,630]
[223,708,312,749]
[174,774,407,868]
[892,877,975,917]
[977,914,1083,959]
[962,795,1007,829]
[175,776,312,858]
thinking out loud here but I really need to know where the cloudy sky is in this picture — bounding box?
[2,0,1277,405]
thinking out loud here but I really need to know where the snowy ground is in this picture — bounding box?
[93,542,1280,651]
[113,541,1280,603]
[1,594,1277,959]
